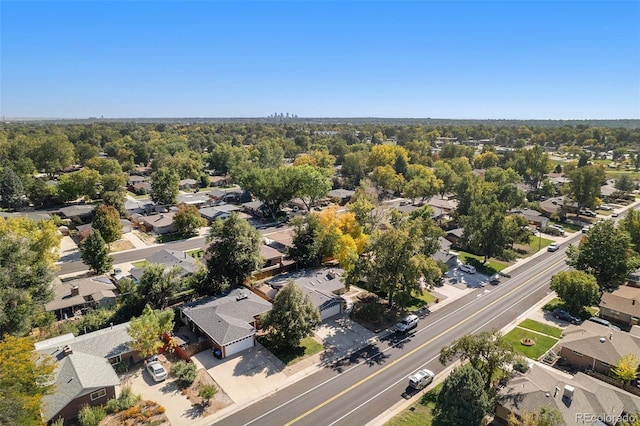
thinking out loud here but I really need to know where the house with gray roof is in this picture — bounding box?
[554,321,640,375]
[496,363,640,425]
[177,192,211,208]
[139,211,176,234]
[199,203,241,223]
[327,188,355,205]
[45,276,117,320]
[146,249,200,278]
[599,286,640,329]
[35,322,139,424]
[266,268,345,320]
[180,289,272,358]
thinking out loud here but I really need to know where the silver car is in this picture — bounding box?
[146,361,168,382]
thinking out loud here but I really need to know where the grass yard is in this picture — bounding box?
[517,319,562,338]
[131,260,149,268]
[503,327,559,359]
[384,385,443,426]
[260,336,324,366]
[457,252,507,274]
[406,290,437,311]
[186,248,204,258]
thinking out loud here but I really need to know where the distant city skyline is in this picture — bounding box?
[1,1,639,120]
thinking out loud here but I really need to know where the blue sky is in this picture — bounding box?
[1,1,639,119]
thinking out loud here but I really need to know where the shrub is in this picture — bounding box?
[171,360,197,385]
[78,404,106,426]
[199,384,218,405]
[513,358,531,373]
[105,398,121,414]
[541,225,563,236]
[117,387,141,411]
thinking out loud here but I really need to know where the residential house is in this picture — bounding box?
[207,186,243,202]
[176,193,211,209]
[508,208,549,228]
[600,286,640,329]
[131,181,152,195]
[445,228,464,245]
[327,188,355,205]
[179,178,199,190]
[180,289,272,358]
[496,363,640,425]
[76,218,132,237]
[35,322,139,424]
[432,248,459,270]
[627,268,640,288]
[266,268,345,320]
[45,276,117,320]
[554,321,640,375]
[209,175,229,187]
[199,203,241,223]
[139,212,176,234]
[56,204,96,223]
[145,249,200,278]
[242,200,268,217]
[126,175,149,187]
[124,199,160,217]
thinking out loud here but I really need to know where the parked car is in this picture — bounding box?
[396,314,419,332]
[489,274,501,285]
[552,309,581,325]
[459,263,476,274]
[408,369,435,390]
[588,316,621,331]
[547,242,560,252]
[600,204,613,211]
[146,361,168,382]
[582,226,590,234]
[612,212,619,217]
[551,225,565,235]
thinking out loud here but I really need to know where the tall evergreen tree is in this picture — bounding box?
[92,204,122,245]
[0,167,25,209]
[434,364,491,425]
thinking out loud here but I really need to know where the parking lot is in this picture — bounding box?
[446,264,492,289]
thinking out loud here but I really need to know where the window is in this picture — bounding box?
[572,350,584,357]
[601,361,611,367]
[90,388,107,401]
[109,355,122,365]
[609,310,620,316]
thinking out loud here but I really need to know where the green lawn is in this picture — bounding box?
[384,385,443,426]
[186,248,204,258]
[517,319,562,338]
[406,290,437,311]
[131,260,148,268]
[260,336,324,366]
[503,327,559,359]
[457,252,507,274]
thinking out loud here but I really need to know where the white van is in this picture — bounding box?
[459,263,476,274]
[408,369,435,389]
[396,314,419,332]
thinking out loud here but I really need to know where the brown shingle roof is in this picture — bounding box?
[601,287,640,317]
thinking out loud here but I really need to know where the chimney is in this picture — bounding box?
[70,285,80,297]
[554,386,560,398]
[563,385,575,401]
[633,299,636,306]
[63,345,73,355]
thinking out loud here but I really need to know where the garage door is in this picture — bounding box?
[224,335,255,358]
[321,302,342,320]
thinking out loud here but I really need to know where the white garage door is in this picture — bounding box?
[321,303,342,321]
[224,335,255,357]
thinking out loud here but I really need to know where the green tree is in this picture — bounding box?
[567,164,606,213]
[439,330,518,390]
[0,218,58,336]
[0,167,25,209]
[550,270,600,315]
[566,219,634,289]
[151,167,179,206]
[260,280,321,350]
[32,134,75,178]
[203,213,263,294]
[509,145,553,190]
[57,168,102,201]
[341,151,369,187]
[288,214,323,267]
[615,174,636,193]
[101,190,127,217]
[434,364,491,426]
[620,209,640,254]
[209,143,249,176]
[173,203,206,237]
[0,335,56,425]
[100,173,127,193]
[403,171,442,203]
[292,165,332,211]
[171,360,197,385]
[80,229,114,274]
[239,166,299,218]
[459,199,507,263]
[92,204,122,245]
[433,160,459,198]
[611,353,640,385]
[127,305,175,359]
[345,216,442,308]
[137,263,182,309]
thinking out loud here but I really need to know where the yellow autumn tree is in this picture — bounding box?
[316,206,368,270]
[0,335,56,425]
[0,216,61,266]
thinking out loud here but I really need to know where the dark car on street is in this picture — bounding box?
[552,308,581,325]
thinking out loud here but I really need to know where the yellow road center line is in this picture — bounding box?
[284,257,565,425]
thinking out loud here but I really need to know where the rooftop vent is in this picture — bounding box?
[236,291,248,301]
[63,345,73,355]
[563,385,575,401]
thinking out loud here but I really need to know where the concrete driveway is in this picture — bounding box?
[447,266,490,289]
[314,315,377,365]
[125,364,198,426]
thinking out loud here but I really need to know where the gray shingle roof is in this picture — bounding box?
[181,289,272,346]
[268,268,345,311]
[45,277,117,312]
[40,351,120,422]
[35,322,134,359]
[146,249,199,276]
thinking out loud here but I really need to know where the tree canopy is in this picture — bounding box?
[260,280,321,350]
[550,270,600,315]
[137,263,182,309]
[128,305,175,359]
[434,364,491,426]
[92,204,122,244]
[80,229,113,274]
[203,212,263,294]
[0,335,56,425]
[150,167,179,206]
[173,203,207,237]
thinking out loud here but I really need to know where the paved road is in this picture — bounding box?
[213,233,583,426]
[56,225,292,275]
